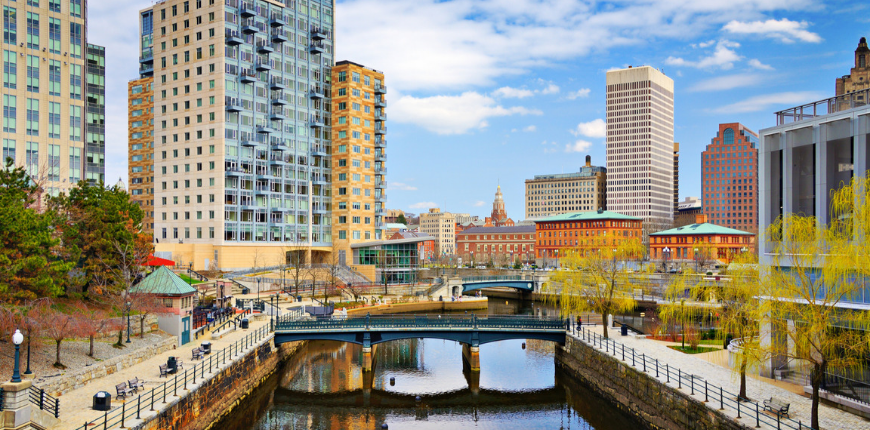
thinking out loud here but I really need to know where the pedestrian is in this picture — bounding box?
[576,315,582,327]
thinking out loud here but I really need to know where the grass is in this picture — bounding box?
[177,273,205,284]
[668,345,719,354]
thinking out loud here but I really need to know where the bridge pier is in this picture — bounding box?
[461,344,480,372]
[361,344,379,372]
[463,367,480,394]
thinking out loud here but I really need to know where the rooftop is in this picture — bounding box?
[351,236,431,249]
[131,266,197,296]
[775,88,870,126]
[535,210,641,222]
[650,222,754,236]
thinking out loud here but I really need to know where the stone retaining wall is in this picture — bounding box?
[39,336,176,396]
[137,338,303,430]
[556,335,750,430]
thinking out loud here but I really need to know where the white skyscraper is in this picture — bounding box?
[605,66,675,222]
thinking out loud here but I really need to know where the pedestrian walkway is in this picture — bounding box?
[576,325,870,430]
[53,315,273,430]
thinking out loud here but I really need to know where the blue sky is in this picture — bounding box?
[92,0,868,219]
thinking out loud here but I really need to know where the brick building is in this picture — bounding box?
[649,214,754,265]
[701,123,759,233]
[456,225,536,266]
[534,209,642,266]
[836,37,870,96]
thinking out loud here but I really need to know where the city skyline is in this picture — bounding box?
[89,0,867,218]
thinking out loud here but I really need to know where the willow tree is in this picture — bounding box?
[548,238,645,338]
[657,269,704,348]
[764,209,868,430]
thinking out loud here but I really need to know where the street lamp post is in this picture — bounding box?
[125,301,132,343]
[694,247,699,271]
[24,331,32,376]
[11,329,23,382]
[663,247,671,272]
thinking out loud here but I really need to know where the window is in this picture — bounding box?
[48,102,60,139]
[26,12,38,50]
[3,50,15,89]
[2,139,14,163]
[69,22,83,58]
[25,98,38,136]
[26,55,38,93]
[48,60,60,96]
[3,7,17,45]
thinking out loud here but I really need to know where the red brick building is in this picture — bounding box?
[534,210,642,266]
[702,123,759,233]
[456,225,535,266]
[389,231,435,262]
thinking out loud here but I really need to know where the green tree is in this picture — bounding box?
[396,213,407,225]
[50,182,148,295]
[0,160,72,299]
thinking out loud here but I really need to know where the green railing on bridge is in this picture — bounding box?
[461,275,531,283]
[275,314,566,332]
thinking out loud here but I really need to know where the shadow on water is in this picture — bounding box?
[216,299,644,430]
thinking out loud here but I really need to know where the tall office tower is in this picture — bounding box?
[0,0,105,195]
[702,123,758,233]
[135,0,335,270]
[525,155,606,219]
[420,208,455,257]
[128,77,155,233]
[605,66,674,222]
[330,61,386,265]
[673,142,679,214]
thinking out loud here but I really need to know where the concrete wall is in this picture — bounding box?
[138,339,303,430]
[556,335,750,430]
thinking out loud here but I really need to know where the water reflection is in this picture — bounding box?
[217,299,643,430]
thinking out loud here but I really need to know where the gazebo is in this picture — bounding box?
[131,266,197,345]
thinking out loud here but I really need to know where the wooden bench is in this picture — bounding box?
[159,364,168,378]
[128,377,144,393]
[116,383,133,400]
[192,348,204,360]
[763,397,790,418]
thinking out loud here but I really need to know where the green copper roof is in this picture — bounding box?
[535,210,642,222]
[650,222,754,236]
[131,266,197,296]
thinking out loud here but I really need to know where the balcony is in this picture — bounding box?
[309,87,325,99]
[225,98,244,112]
[271,29,288,44]
[375,180,387,189]
[239,3,256,17]
[375,98,387,108]
[375,207,385,215]
[310,27,329,40]
[375,166,388,174]
[139,63,153,75]
[375,152,387,162]
[311,146,329,156]
[226,169,244,177]
[255,60,272,71]
[269,157,288,165]
[374,84,387,94]
[271,95,288,105]
[269,77,287,90]
[241,22,260,34]
[375,111,387,121]
[240,71,257,84]
[256,42,274,54]
[376,194,388,203]
[309,116,325,128]
[255,187,271,196]
[308,41,325,55]
[375,126,387,135]
[311,175,329,185]
[269,13,286,27]
[241,139,259,147]
[225,31,244,46]
[139,51,153,64]
[375,138,386,148]
[272,142,290,151]
[257,125,277,134]
[269,109,287,121]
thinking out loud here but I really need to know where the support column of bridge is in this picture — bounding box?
[461,344,480,372]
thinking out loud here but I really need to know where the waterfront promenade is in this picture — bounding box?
[577,325,870,430]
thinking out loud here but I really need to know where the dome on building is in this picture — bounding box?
[115,176,126,191]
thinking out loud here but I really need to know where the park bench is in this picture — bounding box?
[192,347,204,360]
[115,383,134,400]
[128,377,144,393]
[159,364,168,378]
[763,397,790,418]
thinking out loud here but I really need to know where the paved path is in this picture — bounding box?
[53,315,273,430]
[577,325,870,430]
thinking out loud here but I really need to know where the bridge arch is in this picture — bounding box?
[274,330,566,347]
[460,276,537,294]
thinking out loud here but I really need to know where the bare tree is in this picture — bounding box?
[73,302,112,357]
[285,244,308,297]
[44,308,75,369]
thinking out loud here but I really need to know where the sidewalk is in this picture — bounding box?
[579,325,870,430]
[53,315,273,430]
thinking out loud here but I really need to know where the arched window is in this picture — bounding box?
[860,54,866,68]
[723,128,735,145]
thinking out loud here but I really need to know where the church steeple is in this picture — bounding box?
[491,185,507,226]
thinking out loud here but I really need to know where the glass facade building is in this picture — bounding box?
[353,239,423,284]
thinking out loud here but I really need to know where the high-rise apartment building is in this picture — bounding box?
[1,1,105,194]
[128,77,155,233]
[524,155,606,219]
[330,60,386,265]
[132,0,335,270]
[420,208,455,257]
[702,123,758,232]
[605,66,674,221]
[673,142,679,214]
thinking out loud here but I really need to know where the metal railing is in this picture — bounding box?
[462,275,531,283]
[193,307,235,339]
[575,326,817,430]
[29,387,60,418]
[276,314,566,332]
[775,88,870,125]
[75,325,271,430]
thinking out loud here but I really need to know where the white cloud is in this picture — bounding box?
[391,92,541,135]
[572,119,607,138]
[689,73,764,92]
[712,91,825,113]
[492,86,536,98]
[748,58,774,70]
[565,140,593,153]
[692,40,716,48]
[666,40,742,70]
[566,88,591,99]
[523,125,537,132]
[540,83,560,94]
[723,18,822,43]
[473,200,486,207]
[409,202,438,210]
[391,182,418,191]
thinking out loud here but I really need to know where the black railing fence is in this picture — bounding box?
[29,387,60,418]
[574,325,818,430]
[74,325,271,430]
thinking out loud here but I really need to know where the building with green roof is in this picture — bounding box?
[132,266,197,345]
[649,214,754,265]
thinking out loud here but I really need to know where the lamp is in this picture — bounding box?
[11,329,23,383]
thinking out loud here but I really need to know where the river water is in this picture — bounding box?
[216,299,641,430]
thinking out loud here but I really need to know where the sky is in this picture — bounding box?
[89,0,869,219]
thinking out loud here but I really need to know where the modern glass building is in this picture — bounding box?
[352,237,425,285]
[133,0,335,270]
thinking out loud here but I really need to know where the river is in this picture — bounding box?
[216,298,642,430]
